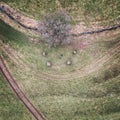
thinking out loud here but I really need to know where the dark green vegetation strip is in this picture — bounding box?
[0,19,28,47]
[0,72,33,120]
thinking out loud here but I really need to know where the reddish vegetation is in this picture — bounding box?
[75,41,91,49]
[29,38,40,44]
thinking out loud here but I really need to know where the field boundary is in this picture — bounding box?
[0,2,120,37]
[0,55,46,120]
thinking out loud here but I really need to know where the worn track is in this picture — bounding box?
[0,55,46,120]
[0,40,120,81]
[0,6,37,31]
[0,4,120,37]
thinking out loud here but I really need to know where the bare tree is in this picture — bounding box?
[38,10,72,47]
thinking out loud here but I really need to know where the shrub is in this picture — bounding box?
[38,10,72,48]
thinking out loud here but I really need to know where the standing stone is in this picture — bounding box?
[73,50,77,55]
[66,59,72,65]
[46,61,52,67]
[42,51,47,56]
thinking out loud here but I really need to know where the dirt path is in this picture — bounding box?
[1,40,119,81]
[0,2,38,36]
[0,2,120,39]
[0,55,46,120]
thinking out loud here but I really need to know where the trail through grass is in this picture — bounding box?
[0,72,33,120]
[2,0,120,24]
[0,18,120,120]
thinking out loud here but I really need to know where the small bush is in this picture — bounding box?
[38,10,72,48]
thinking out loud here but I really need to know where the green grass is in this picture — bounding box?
[1,20,120,119]
[0,72,33,120]
[0,3,120,120]
[31,54,120,120]
[0,19,29,48]
[2,0,120,24]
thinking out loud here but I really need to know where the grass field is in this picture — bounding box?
[1,0,120,24]
[0,72,33,120]
[0,17,120,120]
[0,0,120,119]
